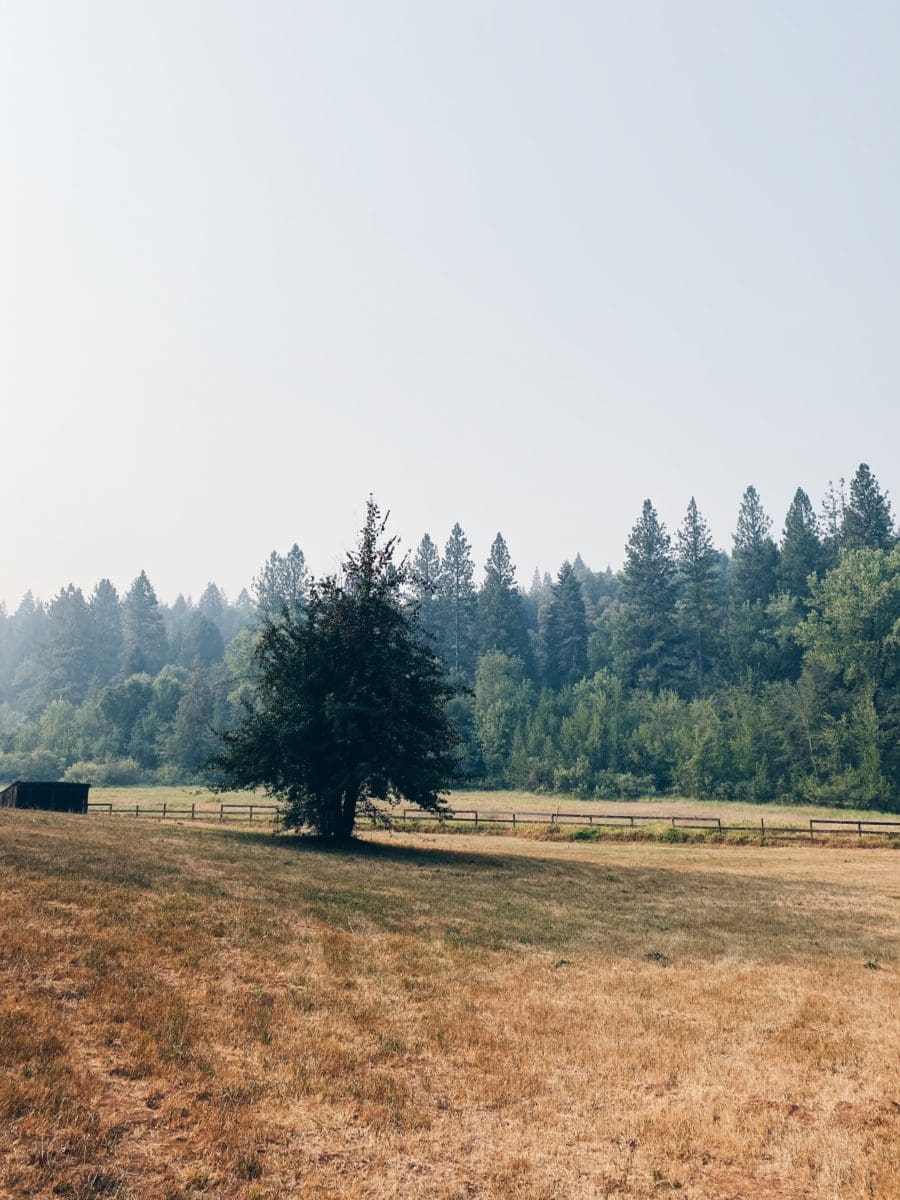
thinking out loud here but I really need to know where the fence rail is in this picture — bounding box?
[85,801,900,841]
[88,801,280,822]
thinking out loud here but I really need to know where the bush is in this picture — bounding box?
[0,749,63,782]
[62,758,142,786]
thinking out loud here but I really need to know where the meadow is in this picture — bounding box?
[83,784,900,830]
[1,809,898,1199]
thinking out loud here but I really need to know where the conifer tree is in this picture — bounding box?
[613,500,682,691]
[45,585,95,705]
[122,570,169,676]
[412,533,443,643]
[253,544,309,620]
[731,485,779,606]
[478,533,533,671]
[820,478,846,567]
[841,463,894,551]
[90,579,123,685]
[438,523,477,679]
[675,497,722,697]
[541,561,589,689]
[198,582,227,630]
[778,488,823,597]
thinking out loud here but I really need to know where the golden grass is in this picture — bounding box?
[86,785,900,830]
[1,811,898,1199]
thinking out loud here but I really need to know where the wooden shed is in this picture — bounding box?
[0,780,90,814]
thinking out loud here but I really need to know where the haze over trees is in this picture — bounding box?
[0,462,897,810]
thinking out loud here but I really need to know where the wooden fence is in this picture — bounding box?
[88,801,279,822]
[86,802,900,841]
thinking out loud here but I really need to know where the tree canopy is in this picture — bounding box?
[213,501,461,838]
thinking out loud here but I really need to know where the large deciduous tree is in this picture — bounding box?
[214,500,461,839]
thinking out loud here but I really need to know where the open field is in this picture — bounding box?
[1,812,898,1198]
[77,785,900,830]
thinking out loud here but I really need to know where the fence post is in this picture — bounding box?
[858,821,862,838]
[809,819,814,843]
[135,804,139,818]
[220,804,224,822]
[162,801,166,818]
[760,817,765,845]
[512,812,516,829]
[474,810,479,827]
[191,802,195,820]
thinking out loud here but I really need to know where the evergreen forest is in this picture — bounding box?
[1,463,897,810]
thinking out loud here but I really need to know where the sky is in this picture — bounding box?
[1,1,898,609]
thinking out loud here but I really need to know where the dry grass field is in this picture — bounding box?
[84,785,900,829]
[1,811,898,1199]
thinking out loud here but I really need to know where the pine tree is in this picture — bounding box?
[214,499,461,839]
[613,500,682,691]
[122,570,169,676]
[541,561,589,689]
[731,485,779,606]
[675,497,722,697]
[842,463,894,551]
[778,488,823,597]
[90,579,123,685]
[45,585,95,704]
[478,533,533,671]
[253,544,309,620]
[411,533,443,643]
[198,582,227,629]
[820,478,847,567]
[437,523,477,679]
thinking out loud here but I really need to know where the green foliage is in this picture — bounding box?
[214,501,462,838]
[676,497,723,696]
[613,500,682,691]
[437,523,478,679]
[478,533,533,672]
[540,561,589,689]
[841,463,894,552]
[122,571,169,677]
[731,485,779,606]
[778,488,823,598]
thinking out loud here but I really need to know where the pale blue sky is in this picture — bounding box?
[2,1,897,607]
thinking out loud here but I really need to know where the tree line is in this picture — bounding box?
[1,462,897,809]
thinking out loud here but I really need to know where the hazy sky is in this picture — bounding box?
[2,1,898,609]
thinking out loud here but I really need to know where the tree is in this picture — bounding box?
[438,523,477,679]
[478,533,533,670]
[820,478,846,568]
[675,497,722,696]
[541,561,589,689]
[731,486,779,606]
[90,579,123,685]
[778,488,823,598]
[214,500,461,839]
[122,571,169,676]
[842,463,894,552]
[252,544,308,620]
[411,533,443,644]
[45,585,95,704]
[613,500,682,691]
